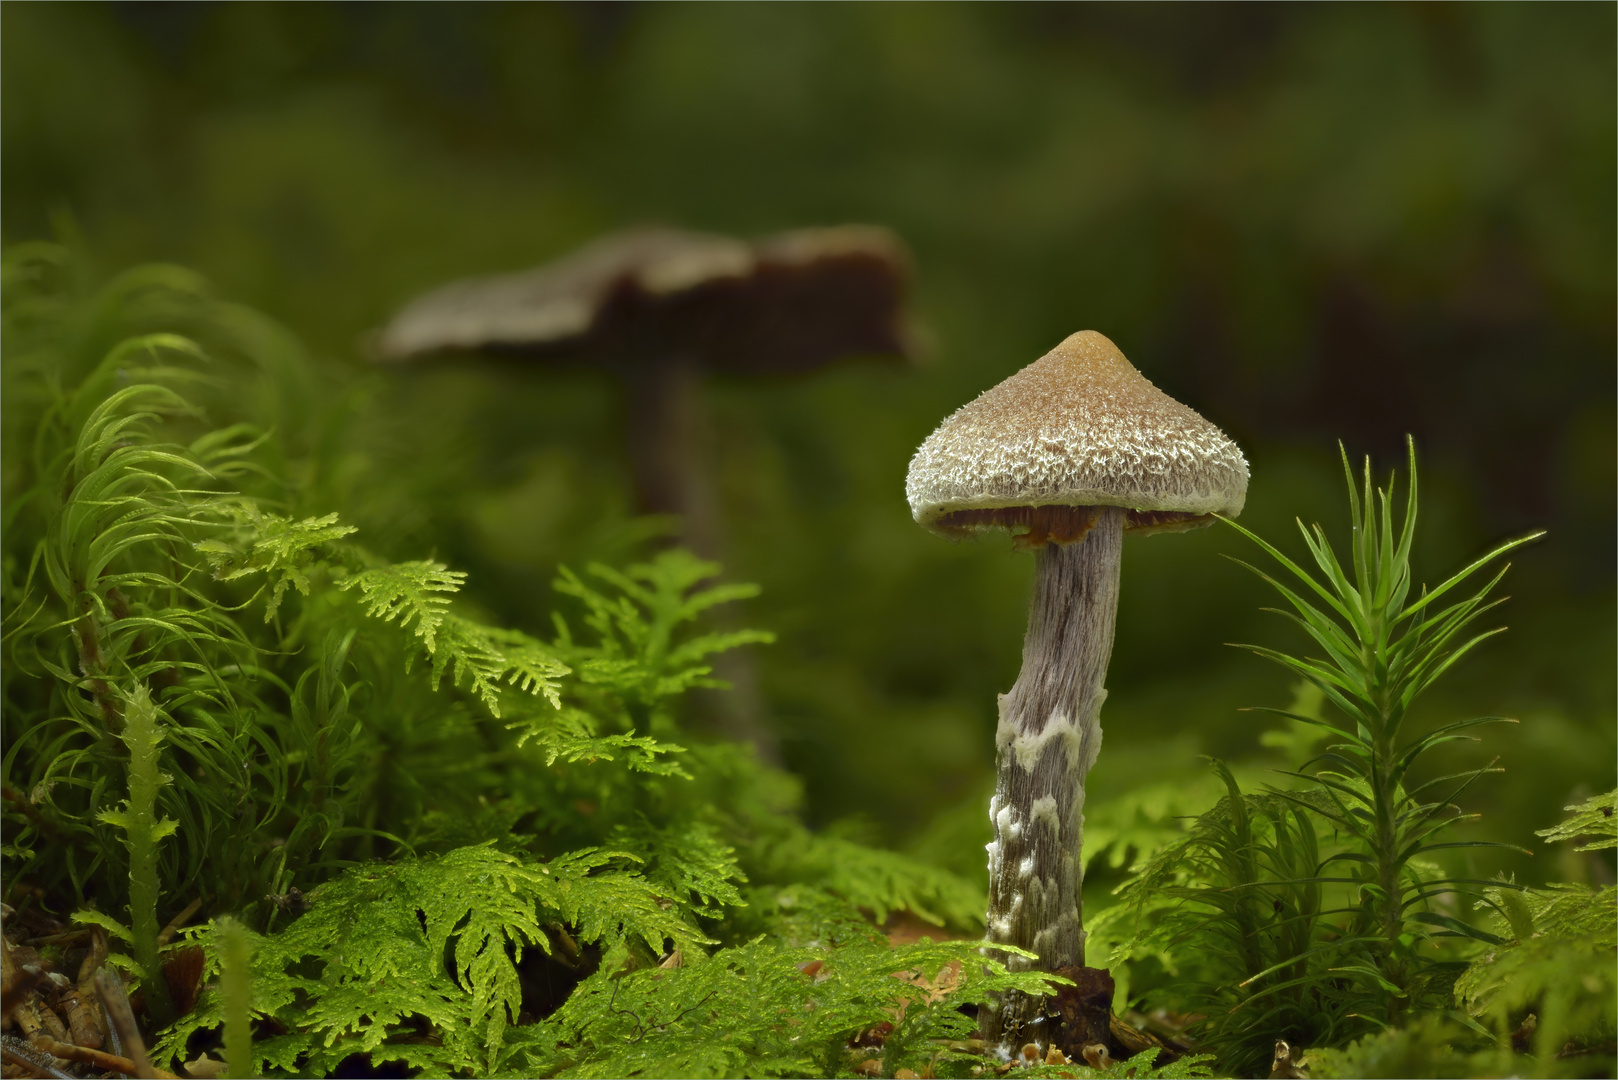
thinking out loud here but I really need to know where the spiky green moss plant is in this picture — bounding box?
[219,916,254,1080]
[1096,762,1346,1074]
[1225,440,1542,1006]
[97,684,179,1026]
[1301,792,1616,1080]
[1098,440,1546,1075]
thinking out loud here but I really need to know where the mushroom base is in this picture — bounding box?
[979,506,1124,1049]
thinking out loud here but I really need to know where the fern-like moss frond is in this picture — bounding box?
[751,825,984,930]
[155,843,707,1077]
[553,549,774,707]
[518,936,1061,1079]
[337,560,464,652]
[429,616,569,715]
[1534,789,1617,852]
[195,507,358,620]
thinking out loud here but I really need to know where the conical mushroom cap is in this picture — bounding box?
[906,331,1248,538]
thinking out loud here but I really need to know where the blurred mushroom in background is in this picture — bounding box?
[374,225,920,761]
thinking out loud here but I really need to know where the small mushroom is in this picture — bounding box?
[905,331,1247,1045]
[376,225,918,758]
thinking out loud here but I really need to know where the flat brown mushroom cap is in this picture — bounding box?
[906,330,1248,538]
[374,225,916,376]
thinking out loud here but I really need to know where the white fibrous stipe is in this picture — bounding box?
[1018,855,1034,878]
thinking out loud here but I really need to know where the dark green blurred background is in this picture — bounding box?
[6,2,1613,889]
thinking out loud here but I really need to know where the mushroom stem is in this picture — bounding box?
[981,505,1124,1047]
[620,354,718,556]
[618,354,782,765]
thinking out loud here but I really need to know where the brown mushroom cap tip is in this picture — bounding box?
[905,330,1248,540]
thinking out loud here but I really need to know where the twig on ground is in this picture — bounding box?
[32,1035,182,1080]
[0,1034,75,1080]
[94,969,157,1079]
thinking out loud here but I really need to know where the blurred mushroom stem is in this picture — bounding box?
[980,505,1124,1047]
[621,355,716,553]
[619,355,779,765]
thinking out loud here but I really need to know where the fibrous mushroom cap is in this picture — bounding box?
[906,331,1248,537]
[374,225,915,375]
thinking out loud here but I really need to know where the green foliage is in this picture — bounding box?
[96,683,179,1024]
[1224,440,1541,971]
[4,250,1001,1078]
[1105,442,1550,1074]
[219,916,255,1080]
[1299,788,1618,1080]
[197,508,358,621]
[551,553,775,710]
[157,845,705,1077]
[1096,764,1351,1077]
[1453,791,1617,1076]
[749,827,984,932]
[1081,764,1275,882]
[2,279,351,907]
[1303,1015,1487,1080]
[517,937,1058,1079]
[609,817,747,920]
[339,560,465,652]
[1533,789,1617,852]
